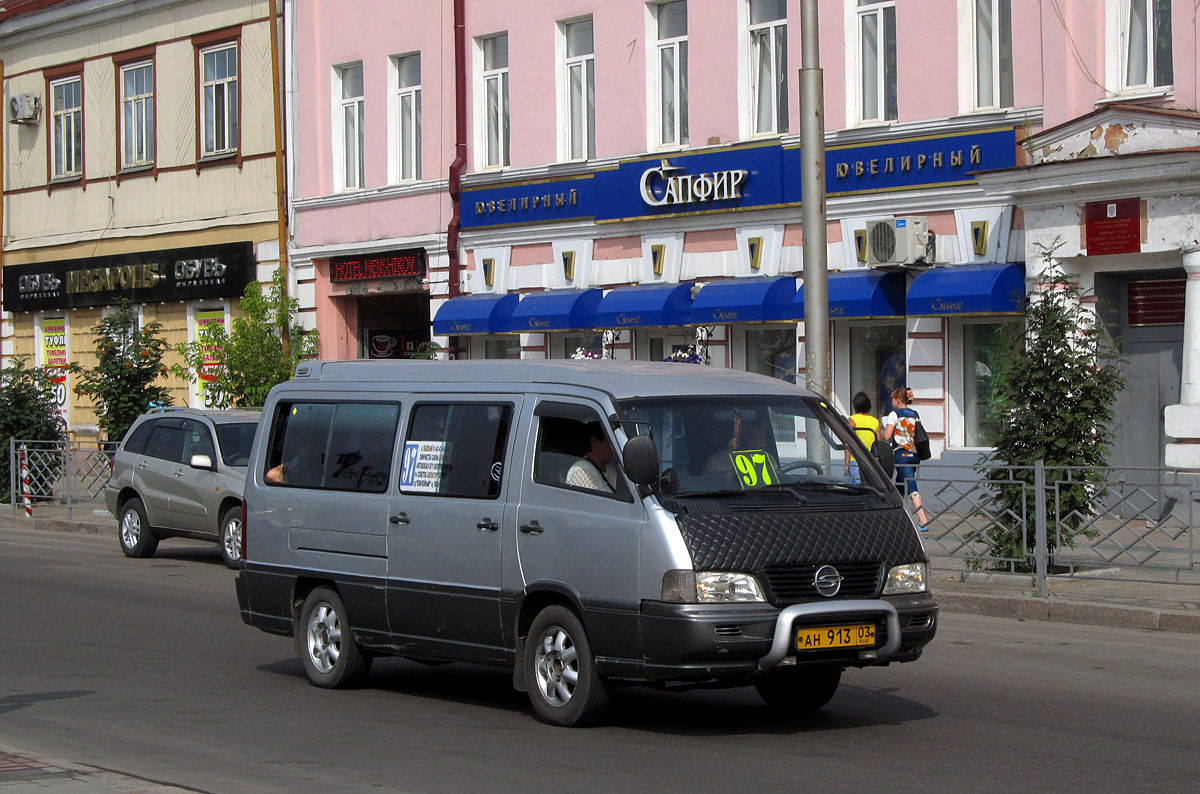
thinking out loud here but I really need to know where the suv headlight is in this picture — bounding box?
[882,562,927,595]
[661,570,766,603]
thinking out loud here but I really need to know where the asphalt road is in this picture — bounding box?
[2,526,1197,794]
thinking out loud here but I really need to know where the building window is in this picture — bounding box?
[856,0,897,123]
[200,43,238,157]
[337,63,365,190]
[1122,0,1172,90]
[655,1,689,147]
[564,18,596,161]
[120,62,155,169]
[963,322,1012,447]
[393,54,421,181]
[749,0,788,135]
[50,76,83,179]
[746,327,796,382]
[482,34,510,168]
[848,324,905,418]
[973,0,1013,110]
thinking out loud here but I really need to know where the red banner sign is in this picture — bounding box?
[1127,279,1185,327]
[1085,199,1141,256]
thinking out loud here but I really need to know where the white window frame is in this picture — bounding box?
[388,53,422,183]
[49,75,83,180]
[478,33,510,169]
[334,62,365,191]
[1105,0,1173,96]
[747,0,788,137]
[559,17,596,162]
[120,61,155,170]
[846,0,897,126]
[649,1,689,149]
[960,0,1013,112]
[199,42,239,158]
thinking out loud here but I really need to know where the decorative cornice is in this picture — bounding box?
[292,179,450,212]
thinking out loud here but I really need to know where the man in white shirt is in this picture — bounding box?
[566,423,617,493]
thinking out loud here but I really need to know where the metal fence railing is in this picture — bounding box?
[917,461,1200,596]
[7,438,118,520]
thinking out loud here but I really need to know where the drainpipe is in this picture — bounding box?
[446,0,466,299]
[0,56,5,373]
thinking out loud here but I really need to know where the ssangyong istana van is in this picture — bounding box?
[236,360,937,726]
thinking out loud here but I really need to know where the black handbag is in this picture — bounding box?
[913,419,932,461]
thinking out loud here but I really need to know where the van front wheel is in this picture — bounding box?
[298,587,371,688]
[525,606,610,727]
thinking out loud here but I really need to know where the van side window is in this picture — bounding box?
[399,403,512,499]
[266,402,400,492]
[534,412,629,500]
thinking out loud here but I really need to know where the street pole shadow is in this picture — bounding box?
[0,690,95,716]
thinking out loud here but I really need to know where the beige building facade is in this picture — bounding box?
[1,0,282,439]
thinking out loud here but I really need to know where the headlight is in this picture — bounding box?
[882,562,927,595]
[661,570,766,603]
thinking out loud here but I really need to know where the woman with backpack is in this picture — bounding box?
[881,387,929,529]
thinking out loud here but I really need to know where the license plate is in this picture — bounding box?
[795,623,876,651]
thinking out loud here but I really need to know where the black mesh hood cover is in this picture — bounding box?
[676,507,927,571]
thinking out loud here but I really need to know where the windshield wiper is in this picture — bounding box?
[673,489,752,499]
[786,480,886,499]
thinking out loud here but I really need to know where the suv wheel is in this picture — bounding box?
[219,505,243,568]
[118,498,159,559]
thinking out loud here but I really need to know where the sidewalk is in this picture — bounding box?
[0,746,197,793]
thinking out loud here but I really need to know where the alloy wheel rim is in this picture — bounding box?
[224,518,242,561]
[307,603,341,674]
[120,510,141,549]
[534,626,578,707]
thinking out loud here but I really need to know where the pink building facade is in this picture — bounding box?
[284,0,1200,471]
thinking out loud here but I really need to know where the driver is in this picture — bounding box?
[702,417,776,483]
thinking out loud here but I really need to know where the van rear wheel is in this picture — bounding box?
[298,587,371,688]
[525,606,610,727]
[755,667,842,712]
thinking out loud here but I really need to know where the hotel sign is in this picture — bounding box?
[3,242,254,312]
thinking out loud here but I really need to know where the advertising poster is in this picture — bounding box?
[40,317,70,428]
[399,440,447,493]
[195,309,226,407]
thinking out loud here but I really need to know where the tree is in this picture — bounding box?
[73,301,173,443]
[971,243,1126,570]
[173,269,318,408]
[0,358,70,501]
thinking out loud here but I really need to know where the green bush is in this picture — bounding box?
[971,244,1126,570]
[0,358,68,502]
[73,301,173,442]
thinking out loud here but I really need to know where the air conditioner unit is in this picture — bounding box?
[7,94,42,124]
[866,216,933,267]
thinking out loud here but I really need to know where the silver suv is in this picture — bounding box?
[105,408,260,568]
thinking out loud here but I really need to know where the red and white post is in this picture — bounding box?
[19,444,32,518]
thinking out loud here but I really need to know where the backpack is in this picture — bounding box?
[912,419,931,461]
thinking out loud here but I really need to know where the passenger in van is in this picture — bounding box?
[565,422,617,493]
[702,416,772,476]
[265,424,325,487]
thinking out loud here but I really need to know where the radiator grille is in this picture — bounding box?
[761,561,883,605]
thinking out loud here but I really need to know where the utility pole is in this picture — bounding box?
[799,0,829,398]
[268,0,290,360]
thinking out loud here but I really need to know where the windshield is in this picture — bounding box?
[619,395,892,498]
[215,422,257,467]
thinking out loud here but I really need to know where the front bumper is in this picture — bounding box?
[636,591,938,681]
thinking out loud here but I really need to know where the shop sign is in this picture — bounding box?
[1128,280,1185,326]
[2,242,254,313]
[330,249,427,283]
[195,309,226,408]
[461,127,1018,229]
[1085,199,1141,256]
[40,318,69,426]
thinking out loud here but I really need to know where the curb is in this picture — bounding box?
[937,592,1200,634]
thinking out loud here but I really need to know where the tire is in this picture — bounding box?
[219,505,243,569]
[297,587,371,688]
[118,498,158,559]
[755,667,843,713]
[524,605,610,727]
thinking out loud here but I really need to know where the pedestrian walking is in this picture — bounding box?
[881,387,929,528]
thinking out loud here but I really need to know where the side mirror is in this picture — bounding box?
[871,439,894,480]
[622,435,660,486]
[190,453,215,471]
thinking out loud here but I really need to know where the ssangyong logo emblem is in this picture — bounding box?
[813,565,843,597]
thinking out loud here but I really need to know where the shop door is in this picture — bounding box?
[1112,335,1181,472]
[358,291,431,359]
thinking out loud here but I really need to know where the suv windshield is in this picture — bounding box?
[619,395,891,498]
[215,422,257,467]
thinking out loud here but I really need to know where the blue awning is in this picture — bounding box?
[507,288,603,332]
[791,270,906,320]
[688,277,798,325]
[906,263,1025,316]
[431,293,519,335]
[593,283,694,328]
